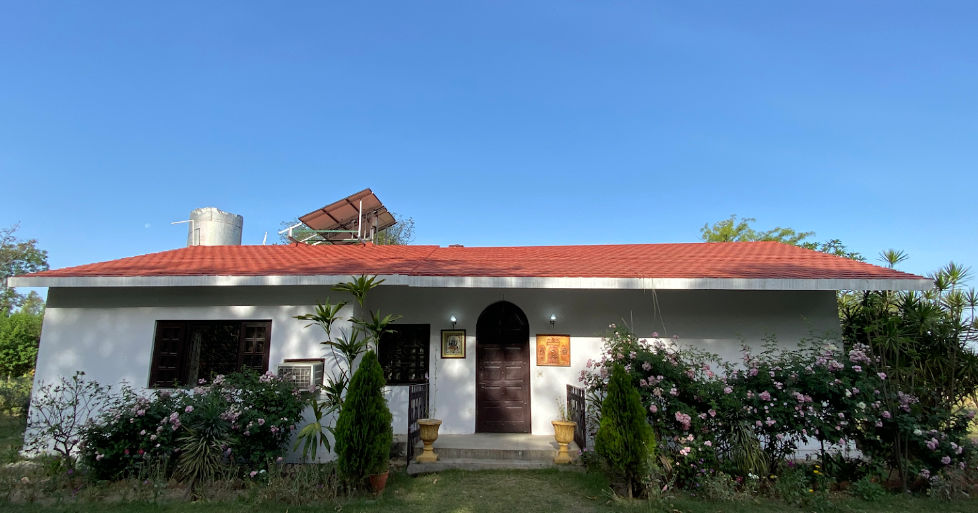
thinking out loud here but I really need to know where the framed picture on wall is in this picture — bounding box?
[441,329,466,358]
[536,334,571,366]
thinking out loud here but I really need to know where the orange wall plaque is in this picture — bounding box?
[536,334,571,366]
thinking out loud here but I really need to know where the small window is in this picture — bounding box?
[378,324,429,385]
[149,320,271,387]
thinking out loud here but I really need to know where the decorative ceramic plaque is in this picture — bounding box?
[536,334,571,366]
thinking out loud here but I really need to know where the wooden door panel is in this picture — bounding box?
[482,347,503,360]
[502,347,523,360]
[482,384,524,402]
[503,365,524,380]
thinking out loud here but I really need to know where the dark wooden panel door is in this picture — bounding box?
[476,301,530,433]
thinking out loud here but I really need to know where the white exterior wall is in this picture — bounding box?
[35,285,840,442]
[367,287,840,435]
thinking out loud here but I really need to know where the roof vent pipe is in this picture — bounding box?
[181,207,243,247]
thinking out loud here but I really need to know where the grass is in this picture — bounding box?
[2,467,978,513]
[2,412,977,512]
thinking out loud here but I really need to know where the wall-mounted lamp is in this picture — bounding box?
[450,315,457,329]
[549,314,557,328]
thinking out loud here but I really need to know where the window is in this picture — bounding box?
[149,320,271,387]
[378,324,429,385]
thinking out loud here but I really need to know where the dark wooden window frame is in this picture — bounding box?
[378,324,430,386]
[149,320,272,388]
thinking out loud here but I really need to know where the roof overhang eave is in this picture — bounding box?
[8,274,936,291]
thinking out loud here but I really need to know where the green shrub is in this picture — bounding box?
[594,363,656,498]
[0,376,32,415]
[581,322,978,491]
[581,325,726,486]
[333,350,392,485]
[851,475,886,501]
[773,464,809,505]
[80,370,306,481]
[698,471,739,501]
[774,463,832,510]
[79,384,182,480]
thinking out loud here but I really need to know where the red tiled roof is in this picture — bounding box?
[20,242,927,281]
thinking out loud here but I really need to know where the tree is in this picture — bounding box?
[373,214,415,245]
[841,274,978,489]
[277,212,415,245]
[333,350,393,485]
[803,239,864,261]
[700,215,863,261]
[277,219,317,244]
[1,225,49,315]
[594,363,656,499]
[699,215,813,245]
[0,311,42,377]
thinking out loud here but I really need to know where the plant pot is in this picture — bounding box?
[369,470,389,493]
[415,418,442,463]
[552,420,577,464]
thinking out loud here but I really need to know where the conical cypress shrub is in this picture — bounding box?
[334,350,393,484]
[594,363,656,498]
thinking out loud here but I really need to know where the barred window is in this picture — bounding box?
[149,320,271,387]
[378,324,429,385]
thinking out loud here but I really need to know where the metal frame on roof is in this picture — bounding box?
[279,189,397,245]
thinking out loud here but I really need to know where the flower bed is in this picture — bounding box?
[580,324,978,492]
[79,370,306,480]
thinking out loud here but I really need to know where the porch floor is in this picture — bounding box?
[406,433,582,474]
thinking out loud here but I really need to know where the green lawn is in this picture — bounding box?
[2,412,977,513]
[2,467,978,513]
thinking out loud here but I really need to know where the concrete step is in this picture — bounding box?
[418,445,561,461]
[405,433,582,474]
[407,457,583,475]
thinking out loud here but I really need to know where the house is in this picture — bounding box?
[10,241,932,442]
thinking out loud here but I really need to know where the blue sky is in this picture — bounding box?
[2,1,976,282]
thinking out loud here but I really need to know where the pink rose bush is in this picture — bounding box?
[80,371,307,480]
[580,325,978,490]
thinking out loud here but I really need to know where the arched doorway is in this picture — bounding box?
[476,301,531,433]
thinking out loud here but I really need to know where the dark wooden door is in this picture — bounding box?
[476,301,531,433]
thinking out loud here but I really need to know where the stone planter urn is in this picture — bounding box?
[415,418,442,463]
[552,420,577,464]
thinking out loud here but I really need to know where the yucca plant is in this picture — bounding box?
[729,420,767,477]
[176,428,229,498]
[878,248,909,269]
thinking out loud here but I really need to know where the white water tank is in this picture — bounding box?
[187,207,243,246]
